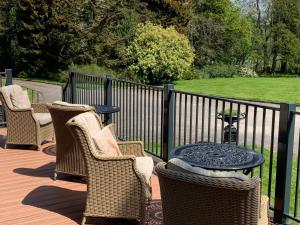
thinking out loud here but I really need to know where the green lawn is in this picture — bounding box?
[174,78,300,104]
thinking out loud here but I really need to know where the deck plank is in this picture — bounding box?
[0,129,160,225]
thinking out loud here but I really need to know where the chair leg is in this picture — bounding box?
[81,216,86,225]
[3,143,7,149]
[53,172,57,181]
[36,145,42,151]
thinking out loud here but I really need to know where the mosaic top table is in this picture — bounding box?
[92,104,120,124]
[170,143,264,174]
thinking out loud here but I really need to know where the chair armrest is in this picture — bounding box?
[31,104,49,113]
[8,108,38,131]
[117,141,146,157]
[90,155,147,188]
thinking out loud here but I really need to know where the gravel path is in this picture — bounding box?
[13,79,62,103]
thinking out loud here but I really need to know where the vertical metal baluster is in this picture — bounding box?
[236,104,241,146]
[268,110,276,198]
[156,89,159,155]
[189,95,193,144]
[221,101,225,144]
[184,94,187,145]
[139,86,143,140]
[244,105,249,147]
[160,90,164,156]
[122,82,125,139]
[252,106,257,150]
[178,93,182,146]
[151,88,155,152]
[201,97,205,142]
[294,130,300,218]
[129,83,132,140]
[147,87,150,152]
[214,100,218,144]
[136,85,138,139]
[143,86,146,144]
[228,103,233,144]
[173,93,177,147]
[208,98,212,143]
[195,97,199,143]
[260,108,266,180]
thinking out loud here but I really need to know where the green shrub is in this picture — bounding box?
[127,22,195,84]
[238,66,258,77]
[201,64,239,78]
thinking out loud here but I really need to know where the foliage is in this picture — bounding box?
[127,22,195,84]
[188,0,254,66]
[200,64,239,78]
[238,66,257,77]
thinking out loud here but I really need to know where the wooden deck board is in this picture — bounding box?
[0,129,160,225]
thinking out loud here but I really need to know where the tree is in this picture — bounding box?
[127,22,195,84]
[188,0,254,67]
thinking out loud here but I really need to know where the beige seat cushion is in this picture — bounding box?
[53,101,90,109]
[167,158,249,181]
[10,90,31,109]
[34,113,52,125]
[92,126,121,156]
[136,156,154,185]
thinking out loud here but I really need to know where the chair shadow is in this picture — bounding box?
[0,134,6,148]
[22,186,146,225]
[43,144,56,156]
[13,162,55,178]
[22,185,85,224]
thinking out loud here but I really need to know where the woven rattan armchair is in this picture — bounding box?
[0,85,54,150]
[155,162,269,225]
[46,102,96,180]
[66,112,152,225]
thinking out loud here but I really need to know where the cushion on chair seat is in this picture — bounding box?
[34,113,52,125]
[135,156,154,185]
[10,90,31,109]
[167,158,249,181]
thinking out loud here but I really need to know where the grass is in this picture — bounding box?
[174,77,300,104]
[253,147,299,218]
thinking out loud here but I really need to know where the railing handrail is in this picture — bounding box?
[173,89,280,111]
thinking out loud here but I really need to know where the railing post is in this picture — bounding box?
[162,84,174,162]
[5,69,12,85]
[104,75,113,124]
[70,71,77,103]
[274,103,296,224]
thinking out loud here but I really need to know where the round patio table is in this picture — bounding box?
[91,104,120,124]
[170,142,264,174]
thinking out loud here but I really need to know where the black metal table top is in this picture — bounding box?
[92,104,120,114]
[170,143,264,171]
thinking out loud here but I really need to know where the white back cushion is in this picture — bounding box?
[0,85,23,108]
[167,158,249,181]
[10,90,31,109]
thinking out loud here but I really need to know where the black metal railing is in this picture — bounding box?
[62,70,300,224]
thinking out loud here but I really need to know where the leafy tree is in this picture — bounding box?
[127,22,195,84]
[188,0,254,67]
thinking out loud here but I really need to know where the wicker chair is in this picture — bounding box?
[155,162,269,225]
[66,112,153,225]
[0,85,54,150]
[46,102,96,179]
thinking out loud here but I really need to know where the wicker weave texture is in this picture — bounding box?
[47,104,95,177]
[0,86,54,148]
[66,116,150,225]
[155,162,269,225]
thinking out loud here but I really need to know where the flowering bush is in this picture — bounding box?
[127,22,195,84]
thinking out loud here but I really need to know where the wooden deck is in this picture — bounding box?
[0,129,161,225]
